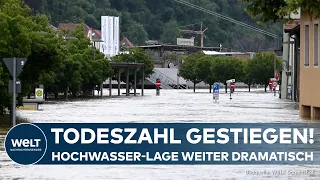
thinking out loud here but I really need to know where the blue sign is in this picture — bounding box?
[4,123,320,165]
[213,83,219,93]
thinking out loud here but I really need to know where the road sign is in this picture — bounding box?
[35,88,44,99]
[9,81,21,93]
[230,82,235,89]
[3,58,27,77]
[273,82,278,87]
[2,57,28,127]
[156,79,161,87]
[213,83,219,101]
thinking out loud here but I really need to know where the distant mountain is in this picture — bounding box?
[25,0,282,51]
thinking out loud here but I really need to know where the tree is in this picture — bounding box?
[210,56,245,93]
[19,31,65,99]
[250,52,282,92]
[179,52,204,92]
[0,0,53,114]
[112,48,154,90]
[25,0,283,51]
[196,56,216,93]
[242,0,320,23]
[122,20,148,45]
[50,24,113,98]
[240,59,255,92]
[161,19,180,44]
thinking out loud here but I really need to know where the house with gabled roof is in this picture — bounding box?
[58,23,102,49]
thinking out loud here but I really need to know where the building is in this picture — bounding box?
[120,37,134,51]
[299,10,320,118]
[282,20,300,102]
[203,51,254,59]
[58,23,102,50]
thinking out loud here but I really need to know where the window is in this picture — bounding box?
[314,23,319,66]
[305,24,310,66]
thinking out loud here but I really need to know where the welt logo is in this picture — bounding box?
[11,139,41,148]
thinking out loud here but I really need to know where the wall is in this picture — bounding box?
[300,10,320,118]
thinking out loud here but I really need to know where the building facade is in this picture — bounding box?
[282,22,300,102]
[300,10,320,118]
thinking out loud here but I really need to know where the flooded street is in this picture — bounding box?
[1,89,319,180]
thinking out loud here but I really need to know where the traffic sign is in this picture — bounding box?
[35,88,44,99]
[155,79,161,87]
[3,58,27,77]
[273,82,278,87]
[213,83,219,93]
[230,83,235,89]
[213,82,219,101]
[2,57,28,127]
[9,81,21,93]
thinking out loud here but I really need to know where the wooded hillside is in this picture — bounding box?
[25,0,282,51]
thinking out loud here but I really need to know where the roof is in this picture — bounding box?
[58,23,101,38]
[284,24,300,34]
[203,51,249,55]
[203,51,227,55]
[284,20,300,31]
[92,29,101,39]
[110,62,144,68]
[284,20,300,34]
[121,37,134,47]
[137,44,221,52]
[59,23,90,34]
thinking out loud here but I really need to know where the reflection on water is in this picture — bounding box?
[0,89,319,180]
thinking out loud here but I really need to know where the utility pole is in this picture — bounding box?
[179,22,208,48]
[12,58,16,126]
[176,53,179,89]
[274,53,277,96]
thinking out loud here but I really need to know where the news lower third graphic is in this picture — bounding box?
[4,123,320,165]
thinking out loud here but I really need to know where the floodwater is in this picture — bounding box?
[0,89,319,180]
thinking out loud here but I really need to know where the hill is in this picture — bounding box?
[24,0,282,51]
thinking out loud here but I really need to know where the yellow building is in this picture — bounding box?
[300,10,320,118]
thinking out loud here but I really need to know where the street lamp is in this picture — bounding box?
[63,36,77,101]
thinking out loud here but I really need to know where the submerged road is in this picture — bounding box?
[0,89,319,180]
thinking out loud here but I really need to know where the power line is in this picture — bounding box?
[179,22,202,28]
[173,0,279,39]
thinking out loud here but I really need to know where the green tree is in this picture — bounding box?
[242,0,320,23]
[52,24,113,98]
[196,56,216,93]
[161,19,180,44]
[250,52,282,92]
[19,31,65,99]
[27,0,283,51]
[240,59,255,92]
[210,56,245,93]
[0,0,53,114]
[122,20,148,45]
[179,52,204,92]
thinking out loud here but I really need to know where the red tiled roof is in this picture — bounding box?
[121,37,134,47]
[93,29,101,38]
[58,23,91,37]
